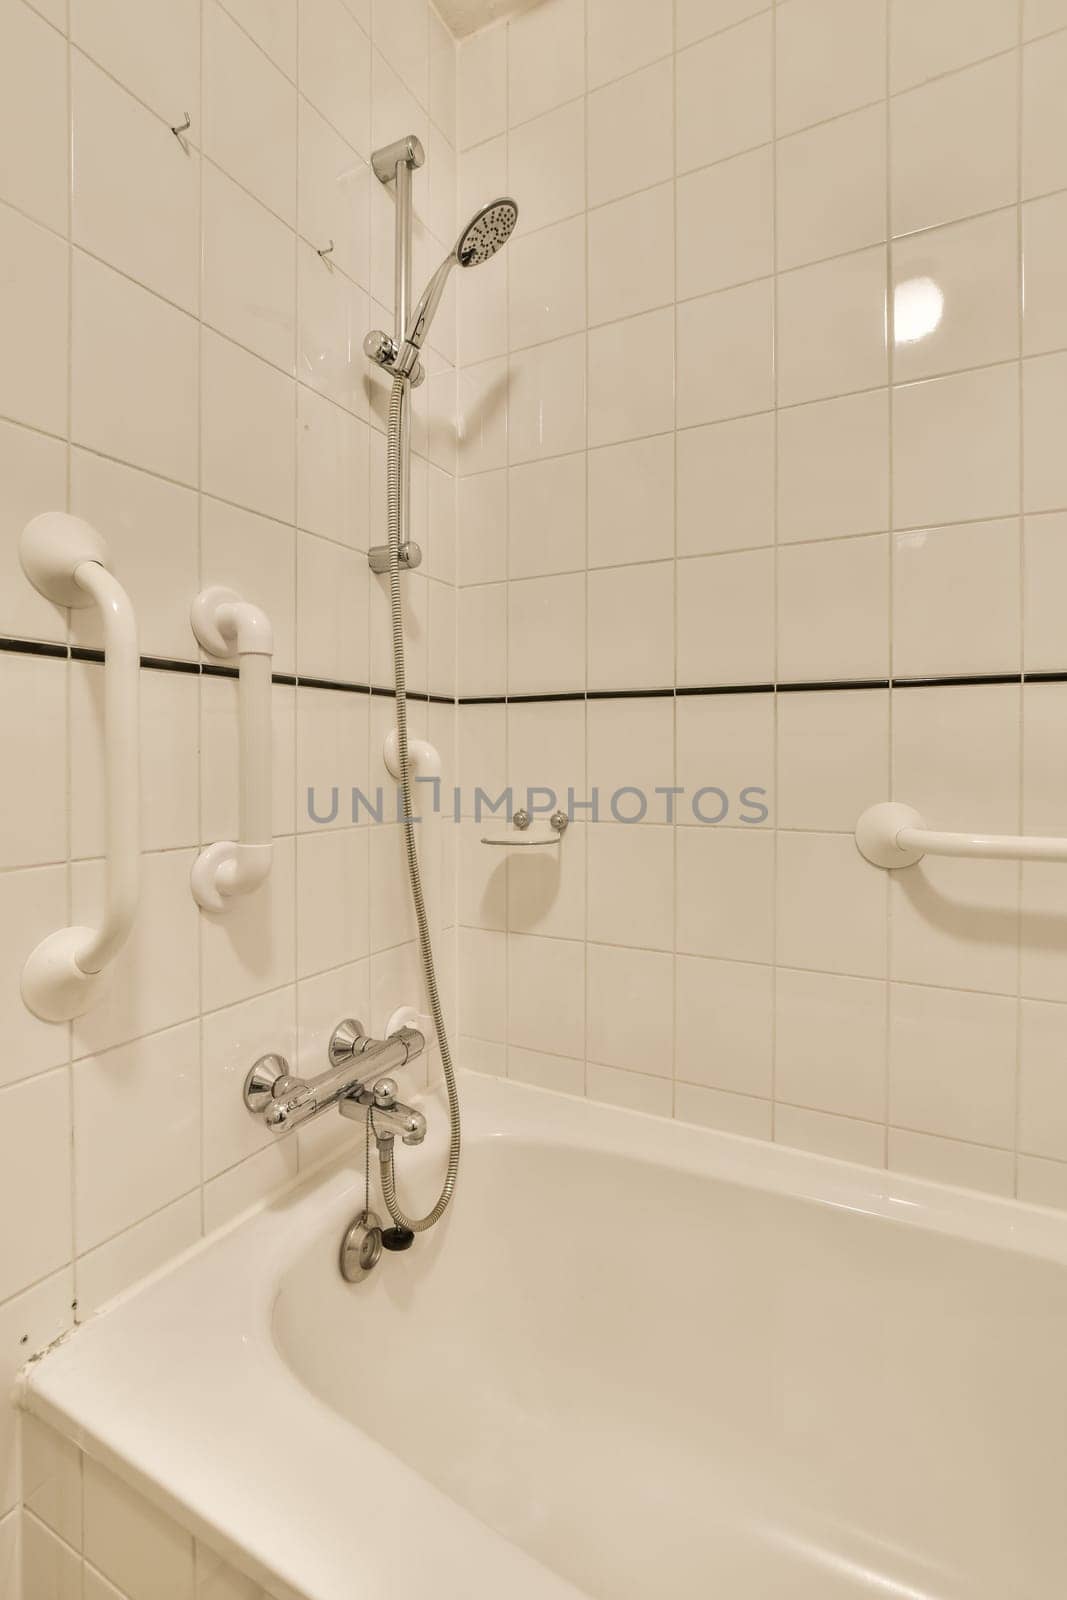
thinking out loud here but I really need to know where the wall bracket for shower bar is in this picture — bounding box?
[19,514,140,1022]
[856,801,1067,868]
[190,588,274,913]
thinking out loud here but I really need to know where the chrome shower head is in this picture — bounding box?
[456,198,519,267]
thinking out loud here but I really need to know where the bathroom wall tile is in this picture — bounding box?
[587,698,674,822]
[429,10,456,139]
[1021,862,1067,1003]
[1017,1154,1067,1210]
[893,519,1021,677]
[207,1144,298,1228]
[677,413,775,555]
[676,14,773,173]
[73,52,199,314]
[508,933,584,1057]
[508,699,586,816]
[587,944,673,1074]
[1022,30,1067,199]
[0,866,69,1089]
[892,209,1019,384]
[457,22,506,150]
[507,0,584,127]
[589,184,675,326]
[202,986,296,1177]
[71,0,199,124]
[588,58,674,207]
[1023,191,1067,357]
[508,333,587,464]
[297,387,370,551]
[678,148,774,299]
[508,1046,584,1096]
[0,653,66,869]
[201,331,296,523]
[892,857,1020,995]
[457,248,506,366]
[0,418,68,643]
[298,102,371,293]
[1023,352,1067,512]
[678,279,774,426]
[459,817,507,930]
[459,927,507,1040]
[0,1271,72,1519]
[892,365,1020,529]
[777,248,887,408]
[457,356,507,475]
[890,0,1019,92]
[777,689,889,832]
[507,214,586,353]
[889,1128,1015,1196]
[507,573,585,694]
[675,1082,772,1139]
[75,1191,201,1320]
[457,582,506,696]
[1023,513,1067,670]
[587,824,674,950]
[675,692,775,827]
[675,955,773,1096]
[508,100,585,234]
[1019,998,1067,1160]
[295,687,369,833]
[221,0,297,76]
[0,1069,71,1301]
[588,0,672,89]
[296,531,370,683]
[72,251,197,484]
[774,1105,886,1166]
[0,204,68,438]
[778,533,890,681]
[777,831,887,977]
[586,1060,673,1116]
[776,0,886,135]
[777,389,889,544]
[508,454,586,580]
[776,105,886,272]
[588,564,674,690]
[373,0,427,106]
[21,1510,83,1598]
[298,245,369,419]
[1023,683,1067,834]
[201,163,296,373]
[677,826,775,964]
[0,0,68,232]
[22,1417,82,1548]
[197,1541,275,1599]
[893,684,1020,834]
[201,497,296,673]
[84,1456,196,1600]
[508,817,585,940]
[676,548,774,686]
[588,308,675,447]
[889,982,1017,1147]
[205,0,297,223]
[891,53,1018,236]
[676,0,771,50]
[200,835,297,1011]
[588,435,675,568]
[1024,0,1067,35]
[776,968,886,1121]
[368,823,417,952]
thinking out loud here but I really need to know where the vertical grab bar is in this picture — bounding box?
[190,587,274,912]
[19,513,141,1022]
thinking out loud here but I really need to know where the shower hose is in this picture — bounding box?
[377,372,460,1233]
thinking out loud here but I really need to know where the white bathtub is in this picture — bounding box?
[21,1072,1067,1599]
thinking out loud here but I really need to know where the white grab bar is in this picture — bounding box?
[19,513,140,1022]
[856,801,1067,869]
[191,587,274,912]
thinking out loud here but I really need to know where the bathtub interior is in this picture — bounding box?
[274,1134,1067,1600]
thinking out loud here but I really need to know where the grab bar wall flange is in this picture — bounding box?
[19,513,141,1022]
[191,586,274,913]
[856,801,1067,869]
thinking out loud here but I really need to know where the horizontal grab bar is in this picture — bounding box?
[856,802,1067,869]
[19,513,140,1021]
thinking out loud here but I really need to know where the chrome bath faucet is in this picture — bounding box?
[243,1018,427,1145]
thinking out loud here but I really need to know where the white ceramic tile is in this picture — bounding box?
[0,867,69,1089]
[588,57,673,207]
[676,692,774,828]
[1023,30,1067,200]
[1024,513,1067,671]
[1017,1153,1067,1210]
[587,824,674,950]
[507,572,585,694]
[0,418,67,642]
[507,817,585,940]
[776,0,886,135]
[676,13,773,172]
[588,435,675,568]
[893,364,1020,529]
[507,0,584,126]
[507,933,584,1057]
[777,533,890,681]
[368,822,417,952]
[588,563,674,689]
[675,1082,772,1139]
[0,1271,72,1518]
[456,23,506,150]
[678,279,774,425]
[891,53,1018,236]
[1023,683,1067,834]
[1021,861,1067,1003]
[459,817,507,930]
[675,955,773,1096]
[890,982,1017,1146]
[777,830,887,977]
[777,689,889,832]
[0,203,68,438]
[0,652,66,868]
[778,247,887,407]
[587,1060,673,1116]
[893,519,1021,677]
[0,1068,71,1300]
[1019,998,1067,1159]
[893,684,1021,835]
[1023,352,1067,513]
[1023,191,1067,357]
[776,105,887,272]
[891,0,1019,92]
[508,99,586,233]
[221,0,297,74]
[84,1456,195,1600]
[298,243,369,417]
[677,826,775,962]
[508,700,587,816]
[201,985,297,1177]
[373,0,427,105]
[297,386,370,550]
[200,835,296,1011]
[776,968,886,1120]
[678,147,773,298]
[72,251,198,483]
[201,330,295,522]
[777,389,889,544]
[204,0,297,222]
[588,307,675,446]
[588,0,672,88]
[590,183,674,326]
[459,927,507,1039]
[508,1046,584,1096]
[74,1191,201,1319]
[677,413,775,555]
[201,162,296,371]
[892,856,1020,995]
[892,208,1019,384]
[889,1128,1015,1195]
[197,1542,273,1600]
[201,496,296,673]
[296,530,370,682]
[508,332,587,464]
[295,687,369,834]
[676,0,771,50]
[456,245,506,365]
[587,943,673,1073]
[506,214,584,354]
[457,583,506,695]
[71,0,199,123]
[775,1104,885,1166]
[429,11,456,139]
[676,548,774,685]
[298,101,371,293]
[587,697,675,821]
[457,356,507,474]
[1024,0,1067,34]
[22,1417,82,1548]
[508,453,586,580]
[21,1511,82,1599]
[0,0,68,231]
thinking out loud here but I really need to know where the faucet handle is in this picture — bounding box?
[373,1077,399,1108]
[328,1018,369,1068]
[244,1053,296,1114]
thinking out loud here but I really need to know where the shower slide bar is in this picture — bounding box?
[190,588,274,913]
[856,802,1067,869]
[19,514,140,1022]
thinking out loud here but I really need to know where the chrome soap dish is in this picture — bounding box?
[481,809,569,848]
